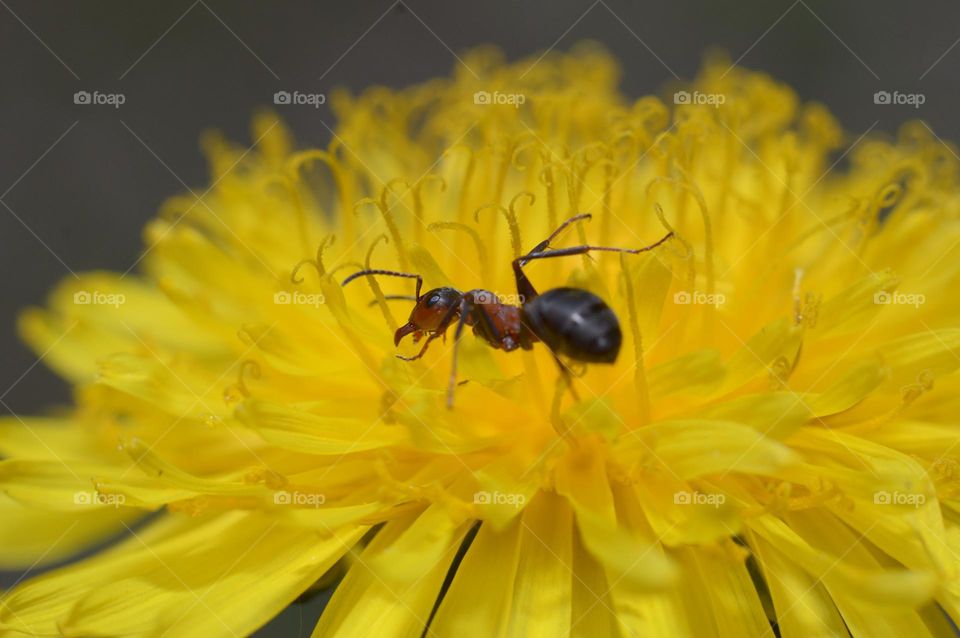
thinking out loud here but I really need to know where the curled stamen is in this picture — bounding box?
[620,252,651,424]
[511,140,540,171]
[413,174,446,210]
[328,261,366,279]
[574,141,607,167]
[443,144,476,222]
[384,178,420,237]
[801,292,821,329]
[633,96,670,137]
[509,190,536,239]
[793,267,821,328]
[581,154,617,244]
[223,360,262,405]
[610,129,639,157]
[427,222,489,279]
[869,182,904,223]
[354,184,409,269]
[474,201,523,259]
[287,149,335,175]
[654,204,695,293]
[411,175,447,245]
[244,466,288,489]
[494,138,522,206]
[364,235,400,332]
[257,173,313,256]
[648,173,715,296]
[792,268,805,326]
[769,355,794,389]
[901,369,935,406]
[287,149,353,239]
[538,158,566,229]
[291,235,336,283]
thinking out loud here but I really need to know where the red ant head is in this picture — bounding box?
[394,287,462,345]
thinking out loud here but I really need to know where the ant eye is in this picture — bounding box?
[426,294,441,308]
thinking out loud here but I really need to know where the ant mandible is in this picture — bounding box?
[342,214,673,408]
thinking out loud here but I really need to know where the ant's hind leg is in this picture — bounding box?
[512,214,594,300]
[515,233,674,266]
[523,213,593,260]
[551,352,581,402]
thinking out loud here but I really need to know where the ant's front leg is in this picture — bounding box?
[396,330,444,361]
[446,294,482,409]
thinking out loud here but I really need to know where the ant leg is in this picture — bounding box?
[551,352,581,402]
[512,214,593,300]
[515,233,674,266]
[446,295,479,409]
[523,213,594,262]
[397,330,443,361]
[397,297,463,361]
[512,258,540,302]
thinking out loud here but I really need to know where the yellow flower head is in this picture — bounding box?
[4,44,960,636]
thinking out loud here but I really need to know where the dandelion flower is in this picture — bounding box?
[4,45,960,637]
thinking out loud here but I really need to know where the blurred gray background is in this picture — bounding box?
[1,0,959,634]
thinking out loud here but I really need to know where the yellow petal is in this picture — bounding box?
[312,513,462,638]
[748,514,936,608]
[366,504,469,583]
[556,440,678,589]
[429,517,523,636]
[748,527,849,638]
[1,511,365,637]
[0,494,133,569]
[672,544,770,637]
[619,419,799,478]
[236,399,406,454]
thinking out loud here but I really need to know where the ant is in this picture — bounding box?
[342,214,673,408]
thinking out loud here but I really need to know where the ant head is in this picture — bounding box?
[395,287,462,345]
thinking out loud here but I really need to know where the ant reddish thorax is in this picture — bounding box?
[342,213,673,408]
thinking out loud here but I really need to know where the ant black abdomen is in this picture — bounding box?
[521,287,621,364]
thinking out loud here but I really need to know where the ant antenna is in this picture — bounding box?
[341,269,424,300]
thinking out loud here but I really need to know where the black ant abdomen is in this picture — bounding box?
[521,287,621,364]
